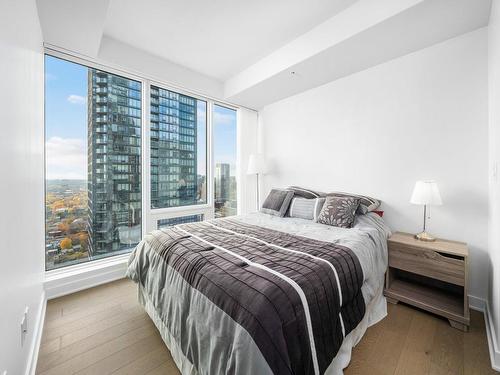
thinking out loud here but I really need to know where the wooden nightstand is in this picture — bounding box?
[384,232,470,331]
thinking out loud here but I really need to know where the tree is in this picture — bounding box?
[78,232,89,244]
[52,200,65,212]
[57,222,69,233]
[60,237,72,250]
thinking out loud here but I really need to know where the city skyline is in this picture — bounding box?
[45,55,238,269]
[45,55,237,181]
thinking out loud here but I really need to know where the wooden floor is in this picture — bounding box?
[37,279,497,375]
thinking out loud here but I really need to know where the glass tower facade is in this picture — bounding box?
[150,86,202,209]
[215,163,230,202]
[87,70,142,256]
[45,55,235,270]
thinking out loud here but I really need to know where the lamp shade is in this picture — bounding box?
[410,180,442,205]
[247,154,266,174]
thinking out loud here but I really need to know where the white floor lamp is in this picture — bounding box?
[247,154,266,211]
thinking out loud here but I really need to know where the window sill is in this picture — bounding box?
[150,203,213,216]
[44,253,131,300]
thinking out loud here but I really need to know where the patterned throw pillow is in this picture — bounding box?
[327,192,380,214]
[317,196,360,228]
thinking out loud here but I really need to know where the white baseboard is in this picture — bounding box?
[26,291,47,375]
[44,256,128,300]
[468,294,500,371]
[484,299,500,371]
[469,294,486,312]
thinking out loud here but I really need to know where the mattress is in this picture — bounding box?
[126,212,391,374]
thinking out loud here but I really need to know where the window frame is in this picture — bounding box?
[212,103,239,219]
[146,80,214,227]
[44,47,240,277]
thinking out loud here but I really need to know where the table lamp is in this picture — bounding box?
[410,180,442,241]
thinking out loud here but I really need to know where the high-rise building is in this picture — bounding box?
[150,86,198,209]
[215,163,231,202]
[87,70,142,256]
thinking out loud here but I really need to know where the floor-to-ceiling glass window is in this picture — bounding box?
[150,86,207,210]
[45,55,142,270]
[213,105,237,218]
[45,53,238,271]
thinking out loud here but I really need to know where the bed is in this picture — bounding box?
[126,211,391,375]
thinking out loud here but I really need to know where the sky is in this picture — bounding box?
[213,104,238,176]
[45,55,237,180]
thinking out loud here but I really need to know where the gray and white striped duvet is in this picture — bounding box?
[126,213,390,374]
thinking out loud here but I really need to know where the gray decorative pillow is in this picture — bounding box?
[287,186,326,199]
[327,192,380,214]
[261,189,294,217]
[317,196,360,228]
[289,197,326,221]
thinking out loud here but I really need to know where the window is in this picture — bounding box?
[150,86,207,209]
[44,52,239,272]
[45,55,142,270]
[157,214,204,229]
[213,105,238,218]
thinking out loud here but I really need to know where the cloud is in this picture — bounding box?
[46,137,86,180]
[67,94,86,105]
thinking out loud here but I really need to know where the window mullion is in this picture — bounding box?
[142,80,152,233]
[207,100,215,219]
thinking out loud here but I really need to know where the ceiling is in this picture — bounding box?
[103,0,356,80]
[225,0,492,108]
[37,0,492,109]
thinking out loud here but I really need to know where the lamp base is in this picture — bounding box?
[414,231,436,242]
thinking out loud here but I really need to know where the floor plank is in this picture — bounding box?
[74,334,164,375]
[37,279,496,375]
[393,309,437,374]
[110,346,172,375]
[345,303,414,375]
[143,361,180,375]
[38,314,152,372]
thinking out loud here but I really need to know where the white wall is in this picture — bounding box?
[488,0,500,361]
[237,109,259,215]
[0,0,45,374]
[259,28,489,299]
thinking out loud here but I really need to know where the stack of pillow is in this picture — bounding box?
[260,186,381,228]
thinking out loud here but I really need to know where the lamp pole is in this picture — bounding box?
[256,173,260,210]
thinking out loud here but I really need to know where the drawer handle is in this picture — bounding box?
[436,251,464,260]
[424,252,438,260]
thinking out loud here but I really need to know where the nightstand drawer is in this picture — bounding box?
[388,242,465,286]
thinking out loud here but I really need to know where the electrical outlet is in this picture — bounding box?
[20,307,28,347]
